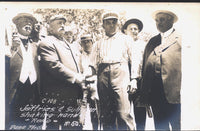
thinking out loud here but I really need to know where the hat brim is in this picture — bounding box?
[152,10,178,23]
[12,13,38,25]
[122,18,143,33]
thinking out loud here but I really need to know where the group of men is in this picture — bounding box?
[5,9,181,130]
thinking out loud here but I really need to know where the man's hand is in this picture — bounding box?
[127,79,137,94]
[85,75,97,84]
[75,74,85,87]
[11,32,21,51]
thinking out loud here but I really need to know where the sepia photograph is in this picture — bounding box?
[0,2,200,130]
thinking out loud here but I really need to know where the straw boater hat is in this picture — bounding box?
[152,10,178,23]
[12,13,38,25]
[49,14,66,23]
[122,18,143,33]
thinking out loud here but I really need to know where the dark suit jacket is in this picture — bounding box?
[141,29,181,104]
[39,36,82,103]
[6,41,40,105]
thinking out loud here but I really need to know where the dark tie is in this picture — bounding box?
[21,38,28,50]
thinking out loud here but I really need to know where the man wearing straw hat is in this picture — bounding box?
[6,13,40,129]
[91,11,136,130]
[122,18,147,130]
[140,10,181,130]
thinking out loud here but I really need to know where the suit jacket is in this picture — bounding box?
[6,41,40,105]
[39,35,82,103]
[141,29,181,104]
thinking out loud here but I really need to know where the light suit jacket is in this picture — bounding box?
[141,29,181,104]
[39,35,82,102]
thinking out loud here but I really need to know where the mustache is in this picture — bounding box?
[58,28,64,32]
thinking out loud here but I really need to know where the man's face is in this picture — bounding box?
[125,23,139,38]
[81,40,93,53]
[155,13,174,33]
[49,19,65,37]
[16,18,34,36]
[103,19,118,36]
[63,31,73,43]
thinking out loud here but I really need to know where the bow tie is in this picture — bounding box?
[21,38,30,50]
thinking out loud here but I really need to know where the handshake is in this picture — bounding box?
[75,74,97,88]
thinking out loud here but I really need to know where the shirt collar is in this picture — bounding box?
[104,32,120,40]
[18,33,29,39]
[160,27,174,38]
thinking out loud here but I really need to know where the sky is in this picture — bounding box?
[0,2,200,130]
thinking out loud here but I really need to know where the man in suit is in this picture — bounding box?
[91,11,136,130]
[39,15,85,130]
[5,13,40,129]
[141,10,181,130]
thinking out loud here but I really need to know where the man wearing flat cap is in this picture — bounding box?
[5,13,40,129]
[39,14,85,130]
[79,34,99,130]
[140,10,181,130]
[91,11,136,130]
[122,18,147,130]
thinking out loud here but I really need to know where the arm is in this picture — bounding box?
[126,36,140,93]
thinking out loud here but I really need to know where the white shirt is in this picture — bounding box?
[132,39,146,77]
[154,27,174,55]
[92,32,140,79]
[160,27,174,48]
[19,41,37,84]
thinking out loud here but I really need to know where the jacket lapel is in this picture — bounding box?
[16,46,23,59]
[162,30,180,51]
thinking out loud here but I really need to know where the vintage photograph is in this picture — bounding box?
[1,2,200,130]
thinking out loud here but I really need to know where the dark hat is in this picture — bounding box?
[81,34,93,42]
[152,10,178,23]
[49,14,66,23]
[122,18,143,33]
[12,13,38,25]
[102,11,119,20]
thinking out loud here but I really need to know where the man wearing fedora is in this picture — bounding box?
[39,15,85,130]
[5,13,40,128]
[91,11,136,130]
[140,10,181,130]
[122,18,147,130]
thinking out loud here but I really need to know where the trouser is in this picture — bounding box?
[81,89,99,130]
[9,78,38,129]
[150,75,181,130]
[129,78,146,130]
[98,63,134,130]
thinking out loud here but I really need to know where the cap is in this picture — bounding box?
[81,34,93,42]
[49,14,66,23]
[102,11,119,20]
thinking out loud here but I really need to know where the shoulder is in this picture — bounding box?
[148,34,160,43]
[39,35,56,48]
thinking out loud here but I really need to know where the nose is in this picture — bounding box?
[61,23,65,27]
